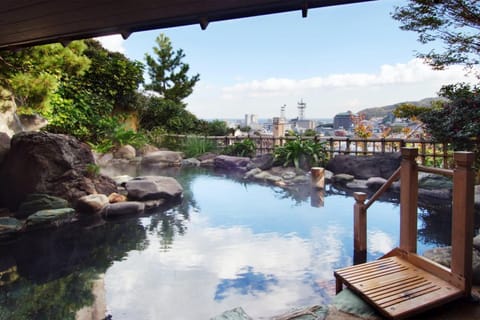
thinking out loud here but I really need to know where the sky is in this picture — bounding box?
[97,0,478,120]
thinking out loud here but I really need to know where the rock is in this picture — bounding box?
[17,113,48,131]
[475,185,480,208]
[474,234,480,251]
[332,173,355,184]
[324,170,334,182]
[244,168,262,179]
[417,188,451,201]
[26,208,76,228]
[200,158,216,167]
[366,177,388,190]
[418,173,453,190]
[108,192,127,203]
[0,132,10,164]
[102,201,145,217]
[253,171,283,183]
[281,171,297,180]
[95,152,114,166]
[0,87,20,137]
[214,155,251,172]
[247,154,274,170]
[112,175,134,186]
[326,153,401,179]
[182,158,201,167]
[0,217,24,238]
[76,194,109,214]
[114,144,136,160]
[125,176,183,201]
[423,246,480,285]
[197,152,218,161]
[0,132,117,210]
[346,179,369,189]
[137,144,159,156]
[141,150,183,168]
[290,175,310,184]
[143,199,166,209]
[16,194,70,219]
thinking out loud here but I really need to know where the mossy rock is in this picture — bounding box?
[26,208,75,228]
[0,217,24,238]
[16,194,70,219]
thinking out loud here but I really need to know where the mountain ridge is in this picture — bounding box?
[357,97,445,119]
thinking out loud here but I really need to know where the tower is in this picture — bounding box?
[297,99,306,120]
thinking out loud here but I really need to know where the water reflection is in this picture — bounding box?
[0,168,464,320]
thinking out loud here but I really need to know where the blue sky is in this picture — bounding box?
[97,0,477,120]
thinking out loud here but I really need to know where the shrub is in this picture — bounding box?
[274,136,328,170]
[182,136,217,158]
[222,139,256,158]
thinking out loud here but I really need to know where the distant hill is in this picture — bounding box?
[357,97,445,119]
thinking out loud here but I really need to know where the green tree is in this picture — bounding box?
[139,96,199,133]
[0,42,90,113]
[392,0,480,71]
[144,34,200,103]
[393,103,431,120]
[204,119,229,136]
[140,34,201,134]
[419,83,480,151]
[81,39,144,110]
[46,40,144,143]
[303,129,317,136]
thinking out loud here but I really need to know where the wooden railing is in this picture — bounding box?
[352,148,475,293]
[156,134,455,168]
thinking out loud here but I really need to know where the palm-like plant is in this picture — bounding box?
[274,135,328,170]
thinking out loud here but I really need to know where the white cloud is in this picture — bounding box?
[95,34,126,53]
[187,59,478,119]
[222,59,477,97]
[104,213,346,319]
[368,230,395,255]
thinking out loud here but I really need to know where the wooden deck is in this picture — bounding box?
[334,255,464,319]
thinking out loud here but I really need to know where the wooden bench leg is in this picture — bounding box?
[335,274,343,294]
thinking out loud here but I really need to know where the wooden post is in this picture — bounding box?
[354,192,367,264]
[451,151,474,295]
[310,188,324,207]
[311,167,325,189]
[400,147,418,253]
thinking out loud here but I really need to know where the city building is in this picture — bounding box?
[333,111,354,130]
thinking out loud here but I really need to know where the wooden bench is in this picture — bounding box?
[334,149,475,319]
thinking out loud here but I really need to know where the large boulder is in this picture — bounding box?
[423,246,480,285]
[76,194,110,214]
[140,150,183,168]
[247,153,274,170]
[326,153,401,179]
[0,132,117,210]
[114,144,136,160]
[125,176,183,201]
[214,155,251,172]
[102,201,145,218]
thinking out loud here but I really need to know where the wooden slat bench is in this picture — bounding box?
[334,254,464,319]
[333,149,475,319]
